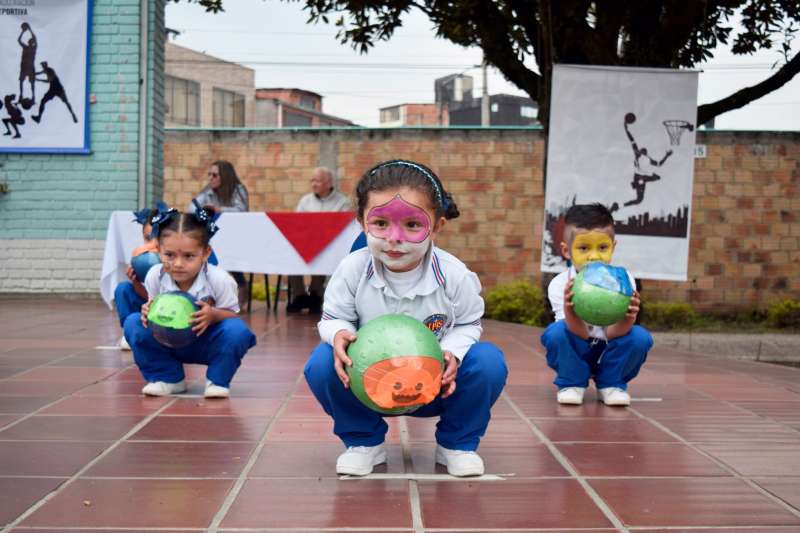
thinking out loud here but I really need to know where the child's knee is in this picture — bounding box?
[304,344,336,387]
[462,342,508,387]
[123,313,143,338]
[114,281,133,300]
[540,320,568,349]
[217,318,256,349]
[626,325,653,351]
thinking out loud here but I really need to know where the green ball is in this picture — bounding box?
[346,314,444,415]
[571,262,633,326]
[147,291,198,348]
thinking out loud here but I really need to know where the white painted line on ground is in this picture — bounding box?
[338,472,507,481]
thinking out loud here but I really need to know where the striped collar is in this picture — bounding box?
[366,245,446,297]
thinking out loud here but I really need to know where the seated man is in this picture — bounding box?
[287,166,352,313]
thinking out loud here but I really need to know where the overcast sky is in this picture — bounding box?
[166,1,800,130]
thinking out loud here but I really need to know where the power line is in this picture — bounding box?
[165,57,784,72]
[167,59,478,70]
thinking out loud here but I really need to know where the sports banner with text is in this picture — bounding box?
[0,0,90,153]
[541,64,698,281]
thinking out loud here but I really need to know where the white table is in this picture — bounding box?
[100,211,361,307]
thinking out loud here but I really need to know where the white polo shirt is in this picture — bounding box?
[296,190,352,213]
[144,263,240,313]
[547,265,636,341]
[318,246,484,361]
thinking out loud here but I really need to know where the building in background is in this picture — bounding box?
[165,42,256,127]
[379,103,447,127]
[255,88,356,127]
[449,94,538,126]
[165,43,356,128]
[379,73,539,127]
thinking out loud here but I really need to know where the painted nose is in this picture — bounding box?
[387,223,404,243]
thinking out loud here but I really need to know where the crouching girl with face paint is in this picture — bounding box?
[304,160,508,477]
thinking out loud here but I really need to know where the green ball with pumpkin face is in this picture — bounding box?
[346,314,445,415]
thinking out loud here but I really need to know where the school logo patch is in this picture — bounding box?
[423,314,447,336]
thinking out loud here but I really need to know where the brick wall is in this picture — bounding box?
[0,0,165,293]
[163,127,799,311]
[648,132,800,310]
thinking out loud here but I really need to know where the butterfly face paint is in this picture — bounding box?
[365,195,431,244]
[365,194,433,272]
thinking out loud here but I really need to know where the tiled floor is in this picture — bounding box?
[1,299,799,532]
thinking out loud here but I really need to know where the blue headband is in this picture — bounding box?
[370,160,449,210]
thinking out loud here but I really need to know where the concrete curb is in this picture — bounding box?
[653,332,799,362]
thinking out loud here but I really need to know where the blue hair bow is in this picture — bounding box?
[132,207,151,226]
[149,206,178,238]
[132,201,170,225]
[192,199,219,238]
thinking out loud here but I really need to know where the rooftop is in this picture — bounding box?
[1,298,799,531]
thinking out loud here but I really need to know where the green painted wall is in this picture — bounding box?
[0,0,164,241]
[0,0,165,293]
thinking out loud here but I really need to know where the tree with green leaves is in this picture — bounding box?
[176,0,799,127]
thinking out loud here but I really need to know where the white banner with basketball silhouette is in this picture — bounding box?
[0,0,89,153]
[541,64,698,281]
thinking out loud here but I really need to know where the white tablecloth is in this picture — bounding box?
[99,211,361,307]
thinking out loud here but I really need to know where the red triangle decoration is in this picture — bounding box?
[267,211,356,263]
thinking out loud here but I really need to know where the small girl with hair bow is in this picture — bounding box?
[123,201,256,398]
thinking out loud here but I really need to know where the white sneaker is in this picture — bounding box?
[557,387,586,405]
[141,380,187,397]
[598,387,631,406]
[435,445,485,477]
[204,380,230,399]
[336,444,387,476]
[117,335,131,351]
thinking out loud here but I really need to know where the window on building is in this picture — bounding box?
[491,103,499,113]
[284,110,313,127]
[165,75,200,126]
[381,107,401,123]
[213,88,245,127]
[520,105,537,118]
[298,94,316,110]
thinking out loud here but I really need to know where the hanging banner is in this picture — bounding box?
[0,0,90,153]
[541,64,698,281]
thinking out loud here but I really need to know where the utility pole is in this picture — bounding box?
[481,57,489,127]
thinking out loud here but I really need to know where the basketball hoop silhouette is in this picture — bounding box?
[663,120,694,146]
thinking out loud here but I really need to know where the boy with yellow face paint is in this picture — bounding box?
[541,203,653,406]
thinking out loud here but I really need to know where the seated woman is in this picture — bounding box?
[190,159,250,306]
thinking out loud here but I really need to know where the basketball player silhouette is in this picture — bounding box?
[618,113,673,209]
[3,95,25,139]
[32,62,78,124]
[17,23,37,104]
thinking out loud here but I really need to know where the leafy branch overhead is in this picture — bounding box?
[174,0,800,125]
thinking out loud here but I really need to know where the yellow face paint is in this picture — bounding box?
[569,230,615,270]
